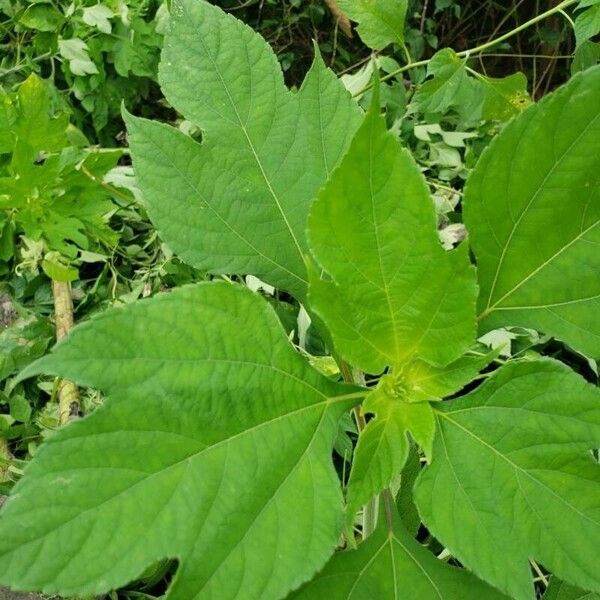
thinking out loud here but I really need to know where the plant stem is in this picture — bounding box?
[80,164,133,205]
[0,52,52,79]
[51,280,79,425]
[558,8,575,29]
[382,488,395,533]
[334,355,378,539]
[353,0,579,96]
[0,438,9,483]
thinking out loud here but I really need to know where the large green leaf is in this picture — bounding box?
[308,93,477,374]
[126,0,361,301]
[415,359,600,600]
[336,0,408,50]
[543,578,600,600]
[291,496,508,600]
[0,283,363,599]
[464,66,600,357]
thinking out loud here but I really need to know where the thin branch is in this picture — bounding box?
[353,0,579,97]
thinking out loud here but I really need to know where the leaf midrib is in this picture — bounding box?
[1,392,359,561]
[484,216,600,315]
[436,410,599,527]
[141,121,308,289]
[187,1,307,272]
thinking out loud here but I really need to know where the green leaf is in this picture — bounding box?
[572,40,600,74]
[19,2,65,31]
[0,282,362,599]
[415,359,600,600]
[543,578,600,600]
[479,72,532,121]
[344,349,495,519]
[8,395,31,424]
[0,93,17,153]
[346,377,435,519]
[400,350,498,402]
[58,39,99,76]
[578,0,600,8]
[308,93,477,373]
[464,66,600,358]
[395,445,421,536]
[335,0,408,50]
[0,219,15,261]
[126,0,361,300]
[112,18,161,78]
[13,75,68,155]
[291,496,508,600]
[81,4,113,34]
[41,253,78,282]
[575,5,600,46]
[410,49,480,116]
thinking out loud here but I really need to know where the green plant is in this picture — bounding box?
[0,0,168,143]
[0,70,206,483]
[0,73,124,282]
[0,2,599,600]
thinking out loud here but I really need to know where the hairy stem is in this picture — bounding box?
[382,488,395,533]
[51,280,79,425]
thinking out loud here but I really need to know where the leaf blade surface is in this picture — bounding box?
[308,100,477,373]
[336,0,408,50]
[291,497,508,600]
[0,283,360,600]
[127,0,362,300]
[464,66,600,357]
[415,359,600,600]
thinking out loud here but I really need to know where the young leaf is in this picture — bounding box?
[82,4,113,34]
[345,350,495,519]
[335,0,408,50]
[464,66,600,357]
[0,283,363,599]
[415,359,600,600]
[13,75,68,156]
[58,39,99,76]
[291,496,508,600]
[308,91,477,374]
[399,350,498,402]
[346,378,435,519]
[410,49,479,116]
[126,0,361,300]
[19,2,65,32]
